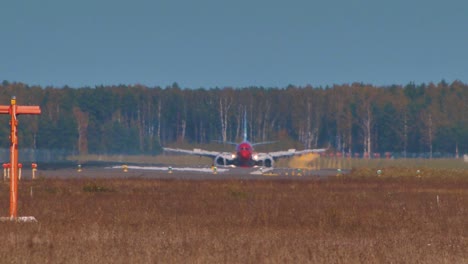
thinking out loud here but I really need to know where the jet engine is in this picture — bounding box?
[214,153,236,166]
[252,153,275,168]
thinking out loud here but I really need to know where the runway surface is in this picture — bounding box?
[25,165,348,180]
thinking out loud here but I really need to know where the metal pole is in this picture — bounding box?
[9,97,18,218]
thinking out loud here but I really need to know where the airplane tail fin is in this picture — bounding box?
[244,110,276,146]
[214,109,276,146]
[243,110,247,142]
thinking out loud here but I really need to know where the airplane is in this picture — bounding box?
[163,113,327,168]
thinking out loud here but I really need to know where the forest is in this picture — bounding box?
[0,80,466,161]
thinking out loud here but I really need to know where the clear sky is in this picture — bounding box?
[1,0,467,88]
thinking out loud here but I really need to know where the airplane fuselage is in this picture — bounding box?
[236,142,254,167]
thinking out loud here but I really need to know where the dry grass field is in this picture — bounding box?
[0,168,467,263]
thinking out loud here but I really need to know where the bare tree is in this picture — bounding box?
[73,107,89,155]
[218,89,233,142]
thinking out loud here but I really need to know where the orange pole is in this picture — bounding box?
[9,97,18,218]
[0,97,41,219]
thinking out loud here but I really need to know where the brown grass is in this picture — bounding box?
[0,171,467,263]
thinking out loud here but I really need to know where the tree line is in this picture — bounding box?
[0,80,466,159]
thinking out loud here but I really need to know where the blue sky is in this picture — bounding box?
[1,0,467,88]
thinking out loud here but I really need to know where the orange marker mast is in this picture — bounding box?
[0,96,41,220]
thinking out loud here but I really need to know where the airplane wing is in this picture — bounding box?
[267,148,327,159]
[163,147,221,158]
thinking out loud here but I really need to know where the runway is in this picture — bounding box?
[27,165,348,180]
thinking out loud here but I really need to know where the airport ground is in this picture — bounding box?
[31,165,346,180]
[0,165,466,263]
